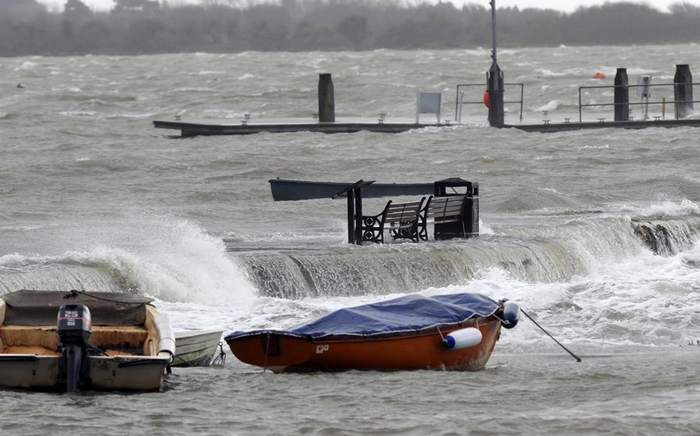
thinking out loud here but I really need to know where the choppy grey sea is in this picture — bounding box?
[2,44,700,434]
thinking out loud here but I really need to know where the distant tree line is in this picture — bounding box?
[2,0,700,56]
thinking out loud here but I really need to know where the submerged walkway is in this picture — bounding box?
[153,116,450,136]
[153,112,700,136]
[506,117,700,133]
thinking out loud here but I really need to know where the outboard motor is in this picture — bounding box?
[57,304,92,393]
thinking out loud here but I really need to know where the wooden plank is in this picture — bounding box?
[428,195,466,224]
[385,202,422,224]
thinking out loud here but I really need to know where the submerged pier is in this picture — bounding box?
[153,116,448,137]
[507,117,700,133]
[153,72,449,137]
[451,63,700,134]
[153,31,699,136]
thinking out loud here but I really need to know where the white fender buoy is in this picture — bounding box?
[501,301,520,329]
[444,327,482,350]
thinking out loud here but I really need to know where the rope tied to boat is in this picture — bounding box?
[211,342,226,366]
[521,308,581,362]
[171,354,194,367]
[63,289,146,305]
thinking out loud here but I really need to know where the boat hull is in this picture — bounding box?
[227,318,502,373]
[173,329,223,367]
[0,354,171,391]
[269,178,433,201]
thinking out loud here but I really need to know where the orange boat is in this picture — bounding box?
[225,293,519,373]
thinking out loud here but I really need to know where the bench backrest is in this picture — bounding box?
[428,195,467,223]
[384,199,424,224]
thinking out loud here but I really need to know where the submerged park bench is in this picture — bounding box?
[333,178,478,244]
[420,194,470,241]
[360,198,426,243]
[360,194,469,243]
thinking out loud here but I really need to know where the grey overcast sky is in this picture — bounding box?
[38,0,700,13]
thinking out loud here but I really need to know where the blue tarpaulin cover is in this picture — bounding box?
[225,293,500,340]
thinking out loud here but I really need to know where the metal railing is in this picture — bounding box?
[454,82,524,123]
[578,82,698,123]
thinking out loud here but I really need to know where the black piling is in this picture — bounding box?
[487,1,504,128]
[614,68,629,122]
[487,62,505,128]
[332,180,374,245]
[318,73,335,122]
[674,64,694,118]
[346,190,356,244]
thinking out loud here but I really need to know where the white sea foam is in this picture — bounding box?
[0,253,31,268]
[535,100,564,112]
[15,61,37,71]
[1,217,257,307]
[94,218,257,306]
[535,68,565,77]
[636,199,700,218]
[196,70,225,75]
[576,143,610,150]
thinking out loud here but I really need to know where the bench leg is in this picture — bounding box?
[390,221,421,243]
[360,216,385,244]
[417,219,428,241]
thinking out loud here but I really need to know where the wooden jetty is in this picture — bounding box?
[152,116,449,137]
[502,65,699,133]
[153,113,700,137]
[153,72,452,136]
[507,117,700,133]
[152,64,699,137]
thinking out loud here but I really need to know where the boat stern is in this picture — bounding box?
[0,354,61,389]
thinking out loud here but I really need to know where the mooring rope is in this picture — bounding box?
[171,354,193,367]
[521,308,581,362]
[64,289,145,305]
[211,342,226,366]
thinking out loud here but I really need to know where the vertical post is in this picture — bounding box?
[674,64,693,119]
[487,0,504,128]
[614,68,629,122]
[346,190,355,244]
[490,0,497,63]
[487,66,504,128]
[318,73,335,122]
[354,188,364,245]
[662,98,666,119]
[519,83,524,121]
